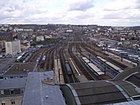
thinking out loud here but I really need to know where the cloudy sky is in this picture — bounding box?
[0,0,140,26]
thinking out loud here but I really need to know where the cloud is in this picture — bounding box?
[69,0,94,11]
[0,0,49,23]
[103,0,137,11]
[103,13,122,19]
[0,0,140,26]
[135,0,140,9]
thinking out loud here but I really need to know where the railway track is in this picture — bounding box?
[59,45,70,83]
[44,46,56,70]
[83,43,127,69]
[80,43,127,78]
[58,44,79,83]
[28,48,47,62]
[76,43,112,79]
[66,44,79,82]
[68,43,100,80]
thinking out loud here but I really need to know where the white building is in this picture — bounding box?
[36,36,44,42]
[45,35,53,39]
[5,40,21,55]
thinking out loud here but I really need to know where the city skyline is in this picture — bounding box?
[0,0,140,26]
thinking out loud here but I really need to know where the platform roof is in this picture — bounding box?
[68,79,140,105]
[110,100,140,105]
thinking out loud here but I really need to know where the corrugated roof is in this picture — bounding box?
[22,71,66,105]
[69,81,128,105]
[126,72,140,87]
[113,81,140,97]
[109,100,140,105]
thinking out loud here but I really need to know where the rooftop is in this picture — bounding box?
[22,71,66,105]
[0,68,140,105]
[0,77,26,90]
[111,100,140,105]
[62,79,140,105]
[60,67,140,105]
[67,81,128,105]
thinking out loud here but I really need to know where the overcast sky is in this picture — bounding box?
[0,0,140,26]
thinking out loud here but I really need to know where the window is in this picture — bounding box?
[1,100,5,105]
[1,103,5,105]
[10,89,14,95]
[0,90,4,95]
[10,90,14,95]
[11,100,15,105]
[14,89,20,94]
[4,90,10,95]
[21,89,24,94]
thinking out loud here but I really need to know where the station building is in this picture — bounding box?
[0,68,140,105]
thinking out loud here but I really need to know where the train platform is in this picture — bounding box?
[106,51,137,68]
[69,58,88,82]
[54,59,64,84]
[77,75,88,82]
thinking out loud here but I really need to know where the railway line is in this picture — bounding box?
[35,45,58,72]
[80,43,128,77]
[68,43,100,80]
[81,44,119,77]
[4,35,134,84]
[59,45,70,83]
[75,43,111,79]
[44,46,56,70]
[59,44,79,83]
[28,48,47,62]
[83,43,128,69]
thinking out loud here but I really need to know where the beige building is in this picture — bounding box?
[0,96,22,105]
[5,40,21,55]
[0,78,26,105]
[21,40,30,51]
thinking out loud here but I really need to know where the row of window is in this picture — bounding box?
[0,89,23,96]
[1,100,15,105]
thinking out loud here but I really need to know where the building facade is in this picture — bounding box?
[0,78,26,105]
[5,40,21,55]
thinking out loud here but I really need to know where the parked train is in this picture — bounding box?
[65,62,72,75]
[40,55,47,68]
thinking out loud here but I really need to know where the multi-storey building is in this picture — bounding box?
[0,78,26,105]
[5,40,21,55]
